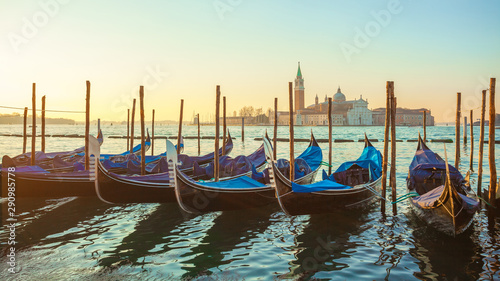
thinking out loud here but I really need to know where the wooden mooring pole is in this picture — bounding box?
[241,117,244,142]
[41,95,46,152]
[23,107,27,154]
[381,81,391,213]
[470,110,474,171]
[130,99,136,153]
[177,100,184,155]
[423,110,427,142]
[288,82,295,182]
[463,116,467,145]
[488,78,496,207]
[390,84,397,215]
[85,81,90,170]
[455,92,461,169]
[478,90,487,195]
[139,86,146,176]
[197,113,201,155]
[31,83,36,166]
[328,97,333,175]
[222,96,227,155]
[274,98,278,160]
[127,109,130,151]
[214,86,221,182]
[151,109,155,156]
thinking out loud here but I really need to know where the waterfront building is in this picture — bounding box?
[371,108,435,126]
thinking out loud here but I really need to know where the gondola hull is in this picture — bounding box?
[270,162,382,215]
[1,170,95,198]
[406,135,479,236]
[95,161,176,204]
[409,195,477,236]
[175,166,318,213]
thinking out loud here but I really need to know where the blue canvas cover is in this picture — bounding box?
[177,137,234,170]
[146,157,170,174]
[291,142,381,193]
[410,185,480,209]
[102,154,140,170]
[192,145,265,179]
[197,175,266,189]
[251,164,270,184]
[292,179,351,193]
[296,144,322,172]
[407,141,466,195]
[322,145,382,182]
[334,146,382,177]
[275,158,313,181]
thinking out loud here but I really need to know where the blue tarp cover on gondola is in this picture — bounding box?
[197,175,266,189]
[251,164,270,184]
[407,143,465,194]
[321,146,382,182]
[411,185,479,209]
[193,145,265,179]
[292,179,351,193]
[292,144,382,193]
[177,137,233,170]
[334,146,382,176]
[297,144,322,172]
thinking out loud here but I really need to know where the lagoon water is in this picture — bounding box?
[1,124,500,280]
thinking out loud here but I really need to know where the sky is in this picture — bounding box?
[1,0,499,123]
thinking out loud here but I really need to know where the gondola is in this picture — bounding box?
[93,134,237,204]
[0,131,151,198]
[174,133,323,214]
[267,134,382,216]
[97,130,151,161]
[1,151,97,198]
[7,129,103,169]
[406,135,479,236]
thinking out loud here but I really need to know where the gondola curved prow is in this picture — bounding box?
[263,134,293,214]
[88,135,115,204]
[170,139,195,214]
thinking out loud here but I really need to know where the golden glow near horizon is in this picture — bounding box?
[1,0,499,123]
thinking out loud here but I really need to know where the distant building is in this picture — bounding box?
[371,108,434,126]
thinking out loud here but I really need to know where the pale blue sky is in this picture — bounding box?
[1,0,499,122]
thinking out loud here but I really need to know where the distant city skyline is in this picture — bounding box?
[1,0,499,123]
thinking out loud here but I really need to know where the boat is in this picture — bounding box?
[8,129,103,169]
[267,134,383,216]
[93,134,236,204]
[406,135,479,236]
[174,133,323,214]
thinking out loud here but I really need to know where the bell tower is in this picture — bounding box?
[294,62,305,112]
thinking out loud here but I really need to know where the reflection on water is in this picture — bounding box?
[1,125,500,280]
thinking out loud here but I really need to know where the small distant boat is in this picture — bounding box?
[267,134,382,216]
[406,135,479,236]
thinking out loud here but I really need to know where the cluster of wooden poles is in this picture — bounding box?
[17,78,499,210]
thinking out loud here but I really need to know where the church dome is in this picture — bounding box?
[333,87,346,102]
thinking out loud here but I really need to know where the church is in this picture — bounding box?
[292,63,373,126]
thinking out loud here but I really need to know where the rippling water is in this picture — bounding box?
[1,124,500,280]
